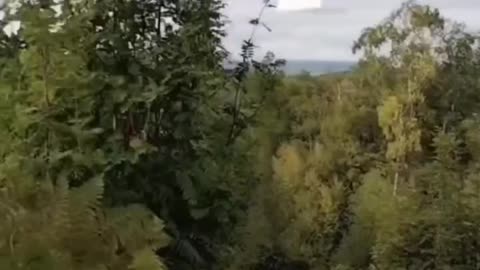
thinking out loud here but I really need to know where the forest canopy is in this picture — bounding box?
[1,0,480,270]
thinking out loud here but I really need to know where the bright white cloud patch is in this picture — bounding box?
[277,0,322,11]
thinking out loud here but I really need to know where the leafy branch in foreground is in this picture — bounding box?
[226,0,285,146]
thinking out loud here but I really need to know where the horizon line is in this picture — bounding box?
[225,59,358,63]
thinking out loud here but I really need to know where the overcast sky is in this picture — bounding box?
[223,0,480,61]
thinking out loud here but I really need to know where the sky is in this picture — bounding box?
[277,0,323,11]
[223,0,480,61]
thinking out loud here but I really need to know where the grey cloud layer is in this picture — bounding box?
[223,0,480,60]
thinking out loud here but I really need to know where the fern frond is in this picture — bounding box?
[107,204,170,251]
[63,175,108,266]
[50,175,70,245]
[69,175,104,212]
[129,248,167,270]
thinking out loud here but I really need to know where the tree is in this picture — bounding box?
[0,0,285,269]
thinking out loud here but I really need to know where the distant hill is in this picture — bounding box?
[223,60,357,76]
[281,60,356,75]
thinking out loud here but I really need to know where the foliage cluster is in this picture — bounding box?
[0,0,281,268]
[227,2,480,270]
